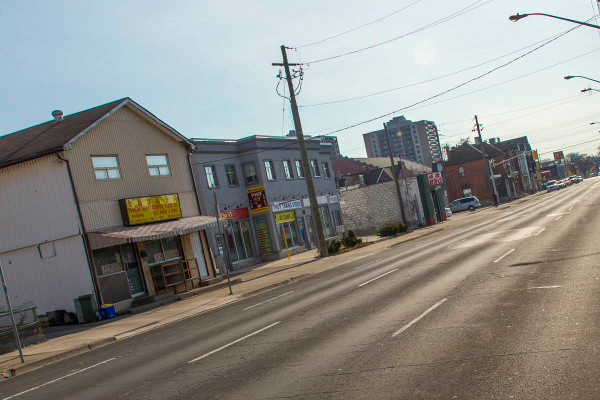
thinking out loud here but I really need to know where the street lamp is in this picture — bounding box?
[582,88,600,93]
[565,75,600,84]
[590,122,600,125]
[509,13,600,29]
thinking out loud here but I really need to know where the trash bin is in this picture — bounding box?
[98,304,116,320]
[74,294,96,323]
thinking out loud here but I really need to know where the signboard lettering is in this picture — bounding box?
[119,194,182,226]
[247,186,268,214]
[553,151,564,161]
[211,207,250,220]
[271,200,302,212]
[275,211,296,224]
[428,172,443,185]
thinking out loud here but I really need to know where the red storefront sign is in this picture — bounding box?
[211,207,250,220]
[553,151,564,161]
[428,172,443,185]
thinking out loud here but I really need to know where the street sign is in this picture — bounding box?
[553,151,564,161]
[428,172,443,185]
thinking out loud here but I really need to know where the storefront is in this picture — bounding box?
[213,208,257,265]
[274,211,301,250]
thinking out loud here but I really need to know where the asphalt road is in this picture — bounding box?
[2,178,600,399]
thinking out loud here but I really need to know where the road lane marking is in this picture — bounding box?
[358,269,398,287]
[3,358,116,400]
[555,215,562,221]
[526,285,562,290]
[447,238,466,248]
[243,292,294,310]
[547,212,570,216]
[189,322,281,363]
[568,207,573,211]
[392,298,447,337]
[494,248,516,263]
[485,224,498,231]
[535,228,546,236]
[354,260,376,270]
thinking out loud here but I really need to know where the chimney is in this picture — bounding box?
[474,137,481,145]
[51,110,64,121]
[489,138,496,144]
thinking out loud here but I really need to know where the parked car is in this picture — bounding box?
[448,196,481,212]
[546,180,559,192]
[445,207,452,218]
[558,180,567,188]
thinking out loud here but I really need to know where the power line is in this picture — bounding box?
[540,137,600,155]
[304,0,493,64]
[295,0,425,49]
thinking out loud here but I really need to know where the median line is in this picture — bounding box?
[535,228,546,236]
[392,298,447,337]
[189,322,281,363]
[358,269,398,287]
[494,248,516,263]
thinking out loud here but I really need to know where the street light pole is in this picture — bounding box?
[509,13,600,29]
[565,75,600,84]
[582,88,600,94]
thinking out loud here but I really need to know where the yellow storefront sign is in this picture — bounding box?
[119,194,182,226]
[275,211,296,224]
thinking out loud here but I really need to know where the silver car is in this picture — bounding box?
[546,180,559,192]
[448,196,481,212]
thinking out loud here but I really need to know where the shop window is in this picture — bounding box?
[145,237,183,265]
[295,160,305,178]
[264,160,276,181]
[334,210,343,226]
[93,247,125,276]
[222,220,255,262]
[462,187,472,197]
[318,205,334,238]
[205,166,218,188]
[310,160,321,177]
[276,219,300,250]
[322,162,331,179]
[146,154,170,176]
[458,166,465,177]
[92,156,120,180]
[283,160,294,179]
[243,162,258,184]
[225,165,238,186]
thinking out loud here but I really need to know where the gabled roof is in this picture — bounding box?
[445,143,504,166]
[0,98,192,169]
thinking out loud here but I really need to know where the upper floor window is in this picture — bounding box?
[283,160,294,179]
[225,165,238,186]
[205,166,218,188]
[295,160,305,178]
[243,162,258,184]
[264,160,276,181]
[92,156,120,180]
[458,166,465,177]
[146,154,170,176]
[310,160,321,177]
[322,162,331,179]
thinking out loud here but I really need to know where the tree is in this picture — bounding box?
[457,137,471,146]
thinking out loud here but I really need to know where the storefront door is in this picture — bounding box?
[122,244,145,297]
[306,216,316,247]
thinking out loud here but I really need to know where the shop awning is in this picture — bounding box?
[87,216,218,249]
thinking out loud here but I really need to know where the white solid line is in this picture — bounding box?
[392,298,447,337]
[485,224,498,231]
[527,285,562,290]
[354,260,376,270]
[447,238,466,248]
[535,228,546,236]
[3,358,116,400]
[555,215,562,221]
[189,322,281,363]
[357,269,398,287]
[243,292,294,311]
[494,248,516,263]
[568,207,573,211]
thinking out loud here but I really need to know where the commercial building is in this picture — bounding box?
[0,98,217,314]
[190,135,342,270]
[363,116,442,167]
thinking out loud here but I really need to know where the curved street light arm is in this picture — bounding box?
[509,13,600,29]
[566,75,600,84]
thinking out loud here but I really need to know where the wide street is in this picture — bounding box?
[2,178,600,399]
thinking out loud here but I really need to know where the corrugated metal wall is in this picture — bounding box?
[65,106,200,231]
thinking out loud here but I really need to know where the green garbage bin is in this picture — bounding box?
[74,294,96,323]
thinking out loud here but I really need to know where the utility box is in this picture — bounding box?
[74,294,97,323]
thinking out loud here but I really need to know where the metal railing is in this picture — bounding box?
[0,301,44,354]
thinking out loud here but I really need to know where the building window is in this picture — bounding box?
[146,154,170,176]
[462,187,472,197]
[92,156,120,180]
[283,160,294,179]
[458,166,465,177]
[225,165,238,186]
[243,163,258,184]
[310,160,321,177]
[322,162,331,179]
[295,160,305,178]
[264,160,276,181]
[205,166,218,188]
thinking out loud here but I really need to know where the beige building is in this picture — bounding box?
[0,98,217,315]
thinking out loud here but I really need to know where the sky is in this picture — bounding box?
[2,0,600,161]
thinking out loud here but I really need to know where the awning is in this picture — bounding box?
[87,216,218,250]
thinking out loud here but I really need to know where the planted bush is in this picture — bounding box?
[341,230,362,248]
[328,240,342,254]
[377,223,409,237]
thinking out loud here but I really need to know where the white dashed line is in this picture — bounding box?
[354,260,376,270]
[555,215,562,221]
[392,298,447,337]
[526,285,562,290]
[568,207,573,211]
[244,292,294,310]
[189,322,281,363]
[535,228,546,236]
[358,269,398,287]
[494,248,516,263]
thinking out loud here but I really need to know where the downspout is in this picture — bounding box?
[56,152,103,307]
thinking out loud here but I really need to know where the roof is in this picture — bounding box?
[0,98,192,169]
[353,157,431,174]
[445,143,504,166]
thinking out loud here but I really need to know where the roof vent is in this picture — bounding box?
[51,110,64,121]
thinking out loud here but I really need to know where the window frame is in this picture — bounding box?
[264,160,277,181]
[91,155,121,180]
[225,165,238,186]
[205,165,218,188]
[283,160,294,180]
[146,154,170,177]
[458,166,465,177]
[295,160,306,179]
[322,162,331,179]
[243,162,259,185]
[310,159,321,178]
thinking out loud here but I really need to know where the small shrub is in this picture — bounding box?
[398,223,408,233]
[377,224,399,237]
[327,240,342,254]
[341,230,360,248]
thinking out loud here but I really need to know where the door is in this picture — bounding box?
[122,244,145,297]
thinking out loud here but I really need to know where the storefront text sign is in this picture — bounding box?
[328,195,339,204]
[271,200,302,212]
[119,194,182,226]
[302,195,329,207]
[211,207,250,220]
[247,186,268,214]
[553,151,564,161]
[275,211,296,224]
[428,172,443,185]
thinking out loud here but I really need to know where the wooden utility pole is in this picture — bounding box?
[474,115,497,198]
[274,45,328,257]
[384,123,407,223]
[213,186,233,294]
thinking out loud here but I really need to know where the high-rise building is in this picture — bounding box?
[363,116,441,167]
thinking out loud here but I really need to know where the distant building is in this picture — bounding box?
[287,130,341,161]
[363,116,441,167]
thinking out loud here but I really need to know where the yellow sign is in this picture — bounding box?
[275,211,296,224]
[119,194,182,226]
[247,186,268,214]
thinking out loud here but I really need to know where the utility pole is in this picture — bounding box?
[384,123,407,224]
[474,115,497,200]
[212,187,233,295]
[274,45,328,257]
[0,260,24,363]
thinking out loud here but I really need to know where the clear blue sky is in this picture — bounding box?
[2,0,600,160]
